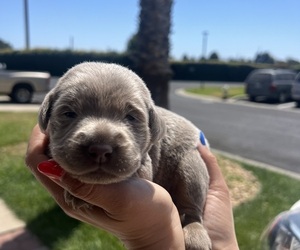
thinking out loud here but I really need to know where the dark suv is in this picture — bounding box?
[291,73,300,107]
[245,69,296,103]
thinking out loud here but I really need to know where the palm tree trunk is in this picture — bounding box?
[134,0,173,109]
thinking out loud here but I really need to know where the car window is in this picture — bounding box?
[275,74,295,80]
[247,73,271,84]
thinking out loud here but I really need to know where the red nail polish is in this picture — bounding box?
[38,160,65,180]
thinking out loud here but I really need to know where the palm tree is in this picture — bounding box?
[131,0,173,109]
[0,39,13,50]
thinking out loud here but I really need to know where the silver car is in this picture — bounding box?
[245,69,296,103]
[291,73,300,108]
[0,66,51,103]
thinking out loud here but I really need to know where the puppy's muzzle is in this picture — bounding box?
[88,144,113,164]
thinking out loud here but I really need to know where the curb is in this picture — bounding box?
[213,149,300,181]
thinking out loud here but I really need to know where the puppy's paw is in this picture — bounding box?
[183,222,212,250]
[64,190,92,210]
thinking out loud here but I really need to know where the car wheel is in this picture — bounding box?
[249,95,256,102]
[11,85,33,103]
[296,101,300,108]
[278,92,287,103]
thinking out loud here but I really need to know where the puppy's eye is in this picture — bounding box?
[125,114,136,122]
[63,111,77,119]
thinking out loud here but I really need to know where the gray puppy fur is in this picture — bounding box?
[39,62,211,250]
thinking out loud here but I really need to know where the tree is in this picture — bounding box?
[209,51,219,61]
[0,39,12,50]
[254,52,275,64]
[182,54,190,62]
[130,0,173,109]
[126,33,138,55]
[286,58,300,66]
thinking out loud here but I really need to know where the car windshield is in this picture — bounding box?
[247,73,271,84]
[275,74,296,80]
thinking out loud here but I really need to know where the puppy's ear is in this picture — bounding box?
[38,90,55,133]
[149,108,166,143]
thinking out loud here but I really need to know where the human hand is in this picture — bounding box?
[25,125,185,250]
[26,124,239,250]
[197,143,239,250]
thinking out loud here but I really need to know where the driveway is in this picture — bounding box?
[170,82,300,174]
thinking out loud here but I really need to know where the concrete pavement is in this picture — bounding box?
[0,199,48,250]
[0,104,40,112]
[0,100,46,249]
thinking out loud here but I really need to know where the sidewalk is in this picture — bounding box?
[0,199,48,250]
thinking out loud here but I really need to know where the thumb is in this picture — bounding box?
[37,160,149,210]
[37,160,97,202]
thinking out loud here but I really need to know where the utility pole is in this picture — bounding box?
[24,0,30,50]
[69,36,74,50]
[202,31,208,60]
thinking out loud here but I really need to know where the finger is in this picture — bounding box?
[37,160,157,210]
[197,143,228,189]
[62,205,111,230]
[25,124,50,175]
[36,160,97,204]
[25,125,161,231]
[36,163,159,232]
[25,125,60,187]
[25,125,71,206]
[60,174,155,210]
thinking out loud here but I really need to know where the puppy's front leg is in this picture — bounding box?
[183,220,211,250]
[174,150,211,250]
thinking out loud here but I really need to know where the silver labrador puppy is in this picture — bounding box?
[39,62,211,250]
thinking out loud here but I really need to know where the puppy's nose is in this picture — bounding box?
[88,144,113,164]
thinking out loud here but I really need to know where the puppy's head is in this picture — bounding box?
[39,62,165,184]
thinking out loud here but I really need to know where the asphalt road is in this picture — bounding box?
[169,81,300,174]
[1,80,300,174]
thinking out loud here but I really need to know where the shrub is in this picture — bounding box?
[0,49,272,81]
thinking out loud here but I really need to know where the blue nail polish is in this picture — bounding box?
[200,131,206,146]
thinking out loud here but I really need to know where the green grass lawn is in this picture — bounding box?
[234,163,300,249]
[0,112,125,250]
[186,85,245,99]
[0,112,300,250]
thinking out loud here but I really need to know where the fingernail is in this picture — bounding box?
[200,131,206,146]
[38,160,65,180]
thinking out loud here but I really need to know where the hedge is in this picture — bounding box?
[0,49,132,76]
[171,62,256,82]
[0,49,258,82]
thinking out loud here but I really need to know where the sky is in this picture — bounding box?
[1,0,299,61]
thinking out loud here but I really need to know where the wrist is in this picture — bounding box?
[213,237,239,250]
[124,205,185,250]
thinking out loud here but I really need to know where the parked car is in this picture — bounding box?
[291,72,300,108]
[0,66,51,103]
[245,69,297,103]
